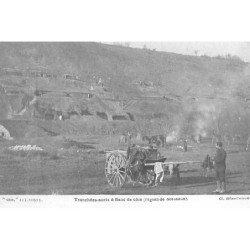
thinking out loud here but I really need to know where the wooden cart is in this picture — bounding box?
[105,149,201,188]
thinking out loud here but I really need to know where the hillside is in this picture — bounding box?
[0,42,250,140]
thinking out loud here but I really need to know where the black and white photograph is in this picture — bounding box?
[0,41,250,195]
[2,1,250,250]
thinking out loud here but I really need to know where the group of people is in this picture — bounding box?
[126,140,228,193]
[183,136,227,194]
[125,143,163,187]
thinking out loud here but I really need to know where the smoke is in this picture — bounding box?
[171,101,222,141]
[195,119,207,137]
[243,64,250,76]
[193,102,220,139]
[165,130,179,143]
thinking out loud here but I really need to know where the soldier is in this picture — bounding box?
[213,142,227,194]
[183,139,188,152]
[126,144,148,184]
[127,131,132,147]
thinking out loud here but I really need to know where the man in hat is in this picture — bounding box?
[213,141,227,194]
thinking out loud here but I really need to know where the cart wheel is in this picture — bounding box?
[105,153,127,187]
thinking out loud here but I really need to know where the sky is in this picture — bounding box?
[125,42,250,62]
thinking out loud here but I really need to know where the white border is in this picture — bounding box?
[0,0,250,41]
[1,1,250,250]
[1,195,250,208]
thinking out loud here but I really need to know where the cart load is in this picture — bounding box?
[105,145,201,188]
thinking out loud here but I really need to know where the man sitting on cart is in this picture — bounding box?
[126,144,164,187]
[126,144,152,185]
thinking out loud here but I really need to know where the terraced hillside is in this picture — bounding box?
[1,42,250,195]
[0,42,250,140]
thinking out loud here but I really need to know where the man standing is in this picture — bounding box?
[213,142,227,194]
[127,131,132,147]
[183,139,188,152]
[153,162,164,187]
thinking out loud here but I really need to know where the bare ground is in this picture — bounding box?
[0,136,250,195]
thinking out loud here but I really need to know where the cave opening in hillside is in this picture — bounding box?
[126,112,135,121]
[44,113,55,120]
[81,109,93,116]
[96,112,108,120]
[112,115,127,120]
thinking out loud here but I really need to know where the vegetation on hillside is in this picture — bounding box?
[0,42,250,139]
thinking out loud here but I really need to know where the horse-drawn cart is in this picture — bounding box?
[105,146,201,188]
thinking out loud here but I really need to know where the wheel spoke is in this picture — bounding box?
[107,170,116,180]
[105,167,115,175]
[109,157,115,166]
[109,160,116,168]
[116,157,121,168]
[106,171,115,178]
[119,170,126,174]
[119,173,124,187]
[113,174,118,186]
[118,172,125,182]
[114,155,118,166]
[115,155,124,169]
[119,173,124,186]
[115,174,119,187]
[118,160,125,169]
[107,173,116,183]
[105,168,111,175]
[117,174,121,186]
